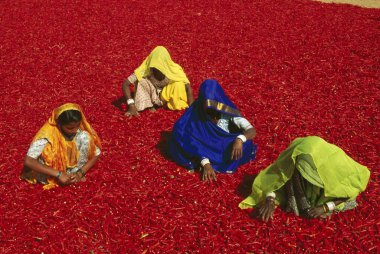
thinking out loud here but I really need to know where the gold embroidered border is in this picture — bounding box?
[206,99,241,116]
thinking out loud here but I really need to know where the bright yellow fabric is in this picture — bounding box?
[134,46,190,110]
[160,81,188,110]
[28,103,101,187]
[239,136,370,209]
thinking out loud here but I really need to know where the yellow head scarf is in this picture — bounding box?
[134,46,190,110]
[32,103,101,174]
[134,46,190,84]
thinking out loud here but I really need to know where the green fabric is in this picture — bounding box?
[296,154,324,188]
[239,136,370,209]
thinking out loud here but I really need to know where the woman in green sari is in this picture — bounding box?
[239,136,370,221]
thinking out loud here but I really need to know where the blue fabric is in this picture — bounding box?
[169,79,257,173]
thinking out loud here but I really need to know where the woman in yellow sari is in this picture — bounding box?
[122,46,194,116]
[21,103,102,189]
[239,136,370,221]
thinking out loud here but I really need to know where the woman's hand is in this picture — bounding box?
[231,138,243,160]
[57,172,75,185]
[125,104,139,117]
[202,163,217,182]
[307,206,325,218]
[259,197,276,222]
[72,170,86,183]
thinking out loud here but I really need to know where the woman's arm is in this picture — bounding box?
[122,79,139,116]
[75,155,99,181]
[200,158,216,182]
[185,83,194,105]
[259,196,276,222]
[24,156,73,185]
[231,127,256,160]
[242,127,256,140]
[308,199,347,218]
[122,79,133,101]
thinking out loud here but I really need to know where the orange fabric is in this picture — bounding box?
[30,103,101,184]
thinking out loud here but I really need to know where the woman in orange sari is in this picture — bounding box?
[21,103,102,189]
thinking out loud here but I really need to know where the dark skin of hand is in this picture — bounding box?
[230,128,256,160]
[202,163,217,182]
[259,197,346,221]
[307,199,345,218]
[24,156,76,185]
[24,155,99,186]
[259,198,276,222]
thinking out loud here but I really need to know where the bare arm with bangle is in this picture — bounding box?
[73,155,100,182]
[307,199,346,218]
[122,79,139,116]
[24,156,75,185]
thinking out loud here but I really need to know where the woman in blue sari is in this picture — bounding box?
[169,79,257,181]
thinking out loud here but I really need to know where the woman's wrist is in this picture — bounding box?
[78,168,86,177]
[236,134,247,143]
[55,171,62,179]
[326,201,335,212]
[266,192,276,203]
[127,98,135,105]
[200,158,210,167]
[322,204,327,213]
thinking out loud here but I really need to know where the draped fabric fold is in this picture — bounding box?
[169,79,257,173]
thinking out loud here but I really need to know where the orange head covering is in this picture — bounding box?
[32,103,102,173]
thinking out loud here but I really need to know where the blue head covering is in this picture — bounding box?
[169,79,257,173]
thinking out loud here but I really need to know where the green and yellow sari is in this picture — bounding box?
[239,136,370,215]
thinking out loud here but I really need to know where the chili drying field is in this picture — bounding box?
[0,0,379,253]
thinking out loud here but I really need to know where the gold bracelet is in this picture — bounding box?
[78,168,85,177]
[322,204,327,213]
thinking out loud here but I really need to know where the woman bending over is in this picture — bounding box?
[122,46,194,116]
[21,103,102,189]
[239,136,370,221]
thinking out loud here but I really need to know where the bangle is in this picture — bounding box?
[127,98,135,105]
[78,168,86,176]
[56,171,62,179]
[266,192,276,199]
[200,158,210,167]
[237,134,247,143]
[322,205,327,213]
[77,168,87,177]
[326,202,335,212]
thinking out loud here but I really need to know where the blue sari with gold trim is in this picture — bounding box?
[169,79,257,173]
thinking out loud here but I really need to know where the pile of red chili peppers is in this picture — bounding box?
[0,0,378,252]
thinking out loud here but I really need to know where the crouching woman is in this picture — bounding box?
[21,103,102,189]
[239,136,370,221]
[169,79,257,181]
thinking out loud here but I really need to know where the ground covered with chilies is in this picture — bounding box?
[0,0,379,253]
